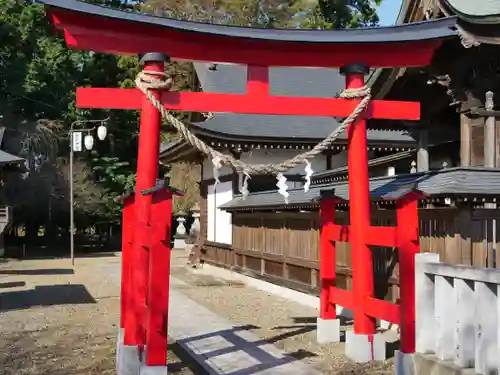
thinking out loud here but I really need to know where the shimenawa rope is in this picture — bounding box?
[135,70,371,201]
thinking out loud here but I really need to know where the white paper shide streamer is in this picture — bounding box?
[276,173,289,204]
[240,172,250,200]
[212,156,222,186]
[304,160,313,193]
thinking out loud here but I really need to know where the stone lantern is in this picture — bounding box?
[173,211,187,250]
[190,203,201,239]
[184,203,201,257]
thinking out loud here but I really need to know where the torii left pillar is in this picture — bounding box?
[118,184,179,375]
[118,53,170,375]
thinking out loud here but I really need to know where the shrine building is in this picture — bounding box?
[160,63,420,245]
[160,0,500,300]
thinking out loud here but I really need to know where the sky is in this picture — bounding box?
[376,0,403,25]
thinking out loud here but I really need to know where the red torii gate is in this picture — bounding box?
[39,0,456,372]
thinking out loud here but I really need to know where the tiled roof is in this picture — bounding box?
[442,0,500,22]
[0,150,24,165]
[159,63,419,154]
[191,112,415,142]
[220,167,500,210]
[164,63,417,145]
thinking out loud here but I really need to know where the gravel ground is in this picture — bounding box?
[170,252,396,375]
[0,254,204,375]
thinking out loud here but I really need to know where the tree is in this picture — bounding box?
[140,0,385,215]
[0,1,84,238]
[142,0,384,28]
[0,0,387,238]
[0,1,143,232]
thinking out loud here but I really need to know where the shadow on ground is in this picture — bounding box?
[0,268,74,276]
[0,284,96,311]
[178,324,317,375]
[0,281,26,289]
[169,341,209,374]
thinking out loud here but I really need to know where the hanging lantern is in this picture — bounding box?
[84,134,94,150]
[97,124,107,141]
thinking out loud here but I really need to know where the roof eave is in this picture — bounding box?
[189,123,416,147]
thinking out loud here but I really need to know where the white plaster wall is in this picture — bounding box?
[207,181,233,245]
[207,184,216,242]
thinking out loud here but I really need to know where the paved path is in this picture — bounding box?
[169,276,323,375]
[169,252,396,375]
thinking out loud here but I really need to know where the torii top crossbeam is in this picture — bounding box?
[40,0,458,68]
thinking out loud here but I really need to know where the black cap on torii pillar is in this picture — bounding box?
[339,64,370,76]
[139,52,170,65]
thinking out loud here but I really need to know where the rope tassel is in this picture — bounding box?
[212,156,222,186]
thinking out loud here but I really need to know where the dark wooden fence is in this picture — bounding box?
[202,208,500,302]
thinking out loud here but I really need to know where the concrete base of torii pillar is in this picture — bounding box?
[139,360,168,375]
[345,331,386,363]
[116,328,169,375]
[116,328,142,375]
[316,318,341,343]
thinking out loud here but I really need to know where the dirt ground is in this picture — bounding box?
[0,252,396,375]
[0,254,204,375]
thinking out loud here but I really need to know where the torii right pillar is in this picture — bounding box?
[318,64,423,363]
[343,64,381,357]
[318,63,381,356]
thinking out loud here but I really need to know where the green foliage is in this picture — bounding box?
[141,0,385,214]
[142,0,384,29]
[0,0,385,228]
[0,0,143,226]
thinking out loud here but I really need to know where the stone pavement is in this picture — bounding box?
[168,276,324,375]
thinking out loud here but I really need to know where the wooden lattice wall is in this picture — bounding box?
[202,208,500,301]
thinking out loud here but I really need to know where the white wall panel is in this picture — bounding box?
[214,181,233,244]
[207,184,216,242]
[206,181,233,245]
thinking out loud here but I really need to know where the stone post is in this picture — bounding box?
[417,129,429,172]
[173,212,187,250]
[484,91,495,169]
[410,161,417,173]
[190,203,201,239]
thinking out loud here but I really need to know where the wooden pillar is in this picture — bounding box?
[127,54,167,347]
[484,92,497,268]
[460,113,471,167]
[145,189,174,366]
[417,129,429,172]
[485,91,495,168]
[341,64,376,335]
[319,197,337,320]
[396,194,420,354]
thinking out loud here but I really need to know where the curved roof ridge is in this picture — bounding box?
[441,0,500,24]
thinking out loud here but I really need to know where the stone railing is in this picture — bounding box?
[415,253,500,375]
